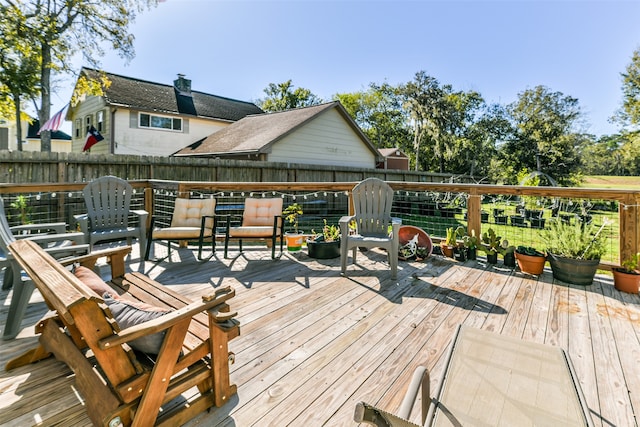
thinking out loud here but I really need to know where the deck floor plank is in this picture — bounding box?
[2,244,640,427]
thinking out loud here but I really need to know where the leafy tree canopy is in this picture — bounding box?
[259,80,322,112]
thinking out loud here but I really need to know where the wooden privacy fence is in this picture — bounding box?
[0,179,638,268]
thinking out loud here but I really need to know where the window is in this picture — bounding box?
[96,110,104,132]
[85,115,92,133]
[139,113,182,131]
[75,119,81,138]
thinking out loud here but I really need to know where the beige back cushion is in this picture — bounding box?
[171,198,216,229]
[242,198,283,227]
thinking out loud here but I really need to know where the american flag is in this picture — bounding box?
[37,103,69,134]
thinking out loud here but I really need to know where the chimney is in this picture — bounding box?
[174,73,192,95]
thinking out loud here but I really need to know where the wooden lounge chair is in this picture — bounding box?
[6,239,240,427]
[340,178,401,279]
[354,325,594,426]
[75,175,148,251]
[144,197,217,261]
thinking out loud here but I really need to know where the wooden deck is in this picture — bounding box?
[1,243,640,426]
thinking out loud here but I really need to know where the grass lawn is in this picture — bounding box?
[582,176,640,189]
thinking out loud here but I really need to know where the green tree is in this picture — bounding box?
[3,0,157,152]
[334,82,411,158]
[259,80,322,112]
[619,47,640,127]
[0,5,41,150]
[504,85,582,185]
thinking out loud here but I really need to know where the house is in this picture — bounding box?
[25,120,72,152]
[173,101,382,169]
[67,68,263,156]
[0,116,72,152]
[377,148,410,170]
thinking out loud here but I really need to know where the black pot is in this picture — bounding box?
[503,252,516,267]
[547,252,599,285]
[454,247,467,262]
[486,252,498,264]
[466,247,477,260]
[307,239,340,259]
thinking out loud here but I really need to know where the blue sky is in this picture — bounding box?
[55,0,640,137]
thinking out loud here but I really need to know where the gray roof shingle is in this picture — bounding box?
[81,67,263,121]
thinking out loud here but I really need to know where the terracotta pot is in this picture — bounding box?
[515,251,547,275]
[441,244,455,258]
[613,268,640,294]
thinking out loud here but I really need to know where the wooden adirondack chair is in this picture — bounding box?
[0,196,89,339]
[75,176,148,251]
[339,178,401,279]
[6,239,239,427]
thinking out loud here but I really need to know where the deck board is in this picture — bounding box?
[2,243,640,426]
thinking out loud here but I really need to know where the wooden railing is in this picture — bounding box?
[0,179,637,269]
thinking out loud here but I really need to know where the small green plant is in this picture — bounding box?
[541,220,607,260]
[311,219,340,242]
[443,226,464,246]
[462,230,479,250]
[283,203,303,233]
[516,245,545,257]
[498,239,515,256]
[480,227,501,254]
[10,194,32,225]
[621,252,640,273]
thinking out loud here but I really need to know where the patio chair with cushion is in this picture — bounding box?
[144,197,217,261]
[354,325,594,426]
[339,178,401,279]
[224,197,284,259]
[75,175,148,251]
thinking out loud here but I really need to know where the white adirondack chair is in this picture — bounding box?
[339,178,401,279]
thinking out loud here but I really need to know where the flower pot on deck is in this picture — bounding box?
[547,252,599,286]
[307,238,340,259]
[285,231,304,252]
[515,250,547,275]
[613,268,640,294]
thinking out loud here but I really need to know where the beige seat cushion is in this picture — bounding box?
[229,226,281,238]
[152,227,214,239]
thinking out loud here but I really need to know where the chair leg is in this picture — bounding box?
[144,237,153,261]
[3,279,35,340]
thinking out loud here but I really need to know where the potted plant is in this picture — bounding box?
[462,230,479,261]
[613,252,640,294]
[307,219,340,259]
[480,227,501,264]
[499,240,516,267]
[440,226,457,258]
[541,220,607,286]
[283,203,304,252]
[515,245,547,275]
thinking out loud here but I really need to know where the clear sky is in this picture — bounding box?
[54,0,640,138]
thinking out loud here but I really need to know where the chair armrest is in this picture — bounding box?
[98,286,236,350]
[59,245,131,278]
[15,231,86,246]
[74,214,89,235]
[11,222,67,235]
[339,215,355,237]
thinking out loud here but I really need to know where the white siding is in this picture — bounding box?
[113,112,227,156]
[268,109,376,168]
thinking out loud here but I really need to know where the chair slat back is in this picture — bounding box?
[352,178,394,237]
[83,176,132,231]
[0,197,17,251]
